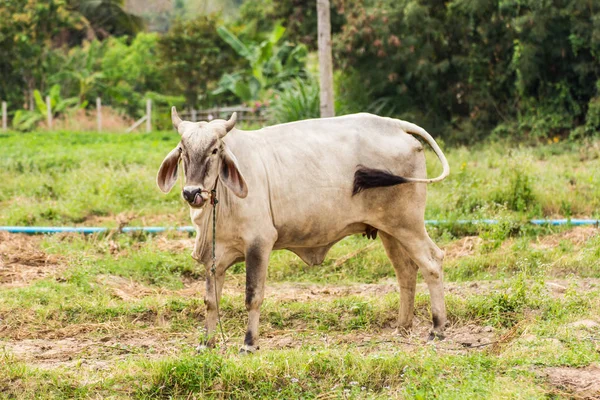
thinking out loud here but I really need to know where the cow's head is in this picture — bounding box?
[156,107,248,208]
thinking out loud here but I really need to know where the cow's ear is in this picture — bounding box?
[157,146,181,193]
[219,144,248,198]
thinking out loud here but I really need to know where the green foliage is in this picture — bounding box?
[334,0,600,143]
[0,0,83,110]
[50,40,106,104]
[0,0,142,115]
[214,24,309,102]
[158,14,238,108]
[12,85,81,131]
[70,0,144,38]
[585,83,600,133]
[102,33,171,114]
[269,78,320,123]
[237,0,346,49]
[493,167,537,213]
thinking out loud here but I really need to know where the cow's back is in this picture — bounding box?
[227,113,426,247]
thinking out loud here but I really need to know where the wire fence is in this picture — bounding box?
[0,98,268,132]
[178,105,268,125]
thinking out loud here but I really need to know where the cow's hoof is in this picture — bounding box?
[393,327,412,337]
[239,344,259,354]
[427,331,445,341]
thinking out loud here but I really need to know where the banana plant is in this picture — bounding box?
[13,85,84,131]
[214,23,307,102]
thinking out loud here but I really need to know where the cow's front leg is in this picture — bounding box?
[240,240,272,353]
[197,266,226,351]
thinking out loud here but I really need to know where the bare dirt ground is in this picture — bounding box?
[0,232,65,288]
[543,365,600,399]
[0,316,499,372]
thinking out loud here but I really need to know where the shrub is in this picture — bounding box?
[269,78,320,123]
[493,167,537,213]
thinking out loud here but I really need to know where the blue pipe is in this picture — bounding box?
[425,219,600,226]
[0,226,196,234]
[0,219,598,235]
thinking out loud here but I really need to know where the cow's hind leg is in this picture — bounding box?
[379,231,418,334]
[241,240,272,354]
[384,225,447,339]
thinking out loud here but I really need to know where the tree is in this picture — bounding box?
[317,0,335,117]
[334,0,600,142]
[237,0,345,48]
[70,0,144,39]
[158,15,238,108]
[0,0,82,109]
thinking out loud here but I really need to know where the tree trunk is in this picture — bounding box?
[317,0,335,118]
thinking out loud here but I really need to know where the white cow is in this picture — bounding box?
[157,108,449,352]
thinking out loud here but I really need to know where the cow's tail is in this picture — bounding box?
[352,120,450,195]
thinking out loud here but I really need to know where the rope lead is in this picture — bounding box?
[210,189,226,347]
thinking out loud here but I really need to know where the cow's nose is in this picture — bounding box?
[182,187,202,204]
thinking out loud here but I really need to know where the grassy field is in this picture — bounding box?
[1,129,600,398]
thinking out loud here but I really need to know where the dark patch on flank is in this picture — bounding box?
[352,165,409,195]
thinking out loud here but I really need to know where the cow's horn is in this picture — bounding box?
[223,112,237,134]
[171,106,183,131]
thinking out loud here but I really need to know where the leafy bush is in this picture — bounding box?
[585,87,600,134]
[493,167,537,213]
[158,15,238,109]
[269,78,320,123]
[214,23,309,103]
[12,85,81,131]
[333,0,600,143]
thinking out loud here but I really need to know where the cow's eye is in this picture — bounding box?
[212,148,218,155]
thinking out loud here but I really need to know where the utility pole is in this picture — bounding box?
[317,0,335,118]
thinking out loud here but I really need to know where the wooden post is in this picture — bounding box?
[317,0,335,118]
[2,101,6,131]
[191,108,197,122]
[96,97,102,132]
[146,99,151,133]
[46,96,52,129]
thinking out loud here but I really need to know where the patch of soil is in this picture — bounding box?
[0,233,65,288]
[154,235,194,253]
[1,331,191,370]
[264,281,399,302]
[531,226,599,250]
[2,318,499,371]
[442,236,483,259]
[96,274,204,301]
[544,365,600,398]
[259,318,497,354]
[96,275,400,303]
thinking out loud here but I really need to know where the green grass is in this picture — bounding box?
[1,131,600,226]
[2,131,600,398]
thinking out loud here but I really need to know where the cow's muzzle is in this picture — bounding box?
[182,186,207,207]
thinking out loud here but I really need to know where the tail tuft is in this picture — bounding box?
[352,165,409,196]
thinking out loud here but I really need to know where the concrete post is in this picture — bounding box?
[96,97,102,132]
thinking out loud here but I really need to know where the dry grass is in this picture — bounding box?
[0,232,65,288]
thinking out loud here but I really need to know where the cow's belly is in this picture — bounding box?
[273,220,367,249]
